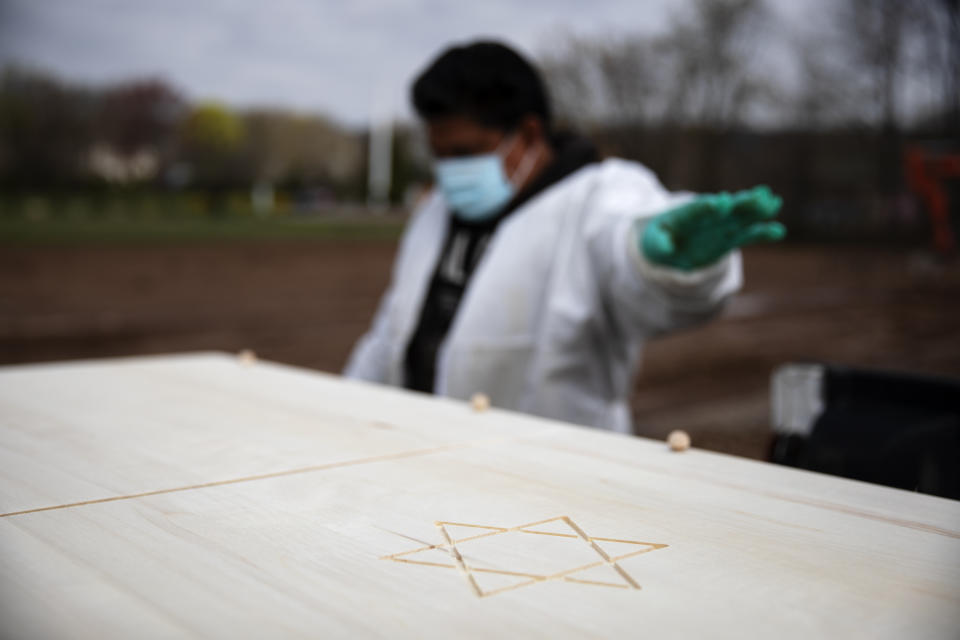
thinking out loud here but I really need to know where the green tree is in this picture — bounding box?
[179,102,246,186]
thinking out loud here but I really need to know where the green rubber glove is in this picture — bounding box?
[641,185,786,271]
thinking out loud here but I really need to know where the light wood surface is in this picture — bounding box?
[0,353,554,515]
[1,353,958,639]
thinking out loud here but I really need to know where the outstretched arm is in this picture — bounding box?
[589,174,785,337]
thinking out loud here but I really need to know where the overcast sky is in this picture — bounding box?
[0,0,814,126]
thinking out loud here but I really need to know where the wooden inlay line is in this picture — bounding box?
[543,442,960,540]
[436,521,482,598]
[0,436,532,519]
[562,516,641,590]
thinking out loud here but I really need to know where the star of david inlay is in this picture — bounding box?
[381,516,669,598]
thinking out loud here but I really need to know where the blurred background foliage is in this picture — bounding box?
[0,0,957,245]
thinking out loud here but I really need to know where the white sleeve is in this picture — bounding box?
[342,279,397,384]
[626,219,742,330]
[586,161,742,336]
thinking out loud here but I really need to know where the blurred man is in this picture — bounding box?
[345,41,784,433]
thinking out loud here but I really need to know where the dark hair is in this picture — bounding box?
[411,41,551,133]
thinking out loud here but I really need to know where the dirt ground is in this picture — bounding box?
[2,241,958,461]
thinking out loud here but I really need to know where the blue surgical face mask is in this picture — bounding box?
[434,152,514,222]
[434,134,540,222]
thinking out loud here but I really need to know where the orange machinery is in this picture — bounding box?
[905,146,960,255]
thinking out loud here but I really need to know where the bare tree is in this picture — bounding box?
[539,0,771,130]
[97,80,185,157]
[834,0,908,131]
[914,0,960,132]
[658,0,771,128]
[538,34,611,125]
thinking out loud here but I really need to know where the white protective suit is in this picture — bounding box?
[344,158,742,433]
